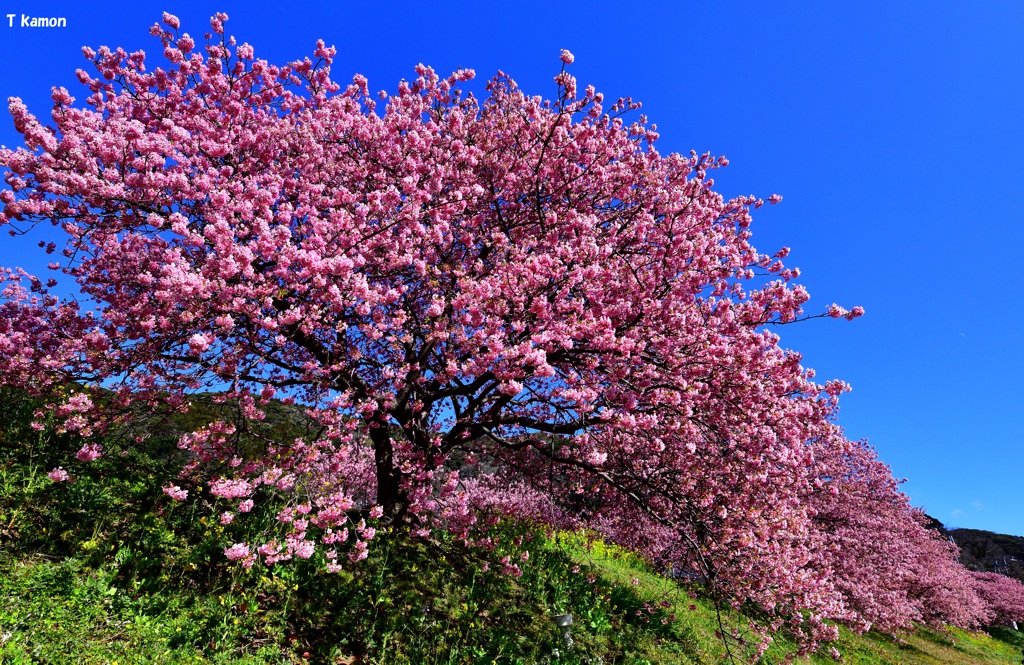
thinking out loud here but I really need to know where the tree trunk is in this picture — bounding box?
[368,416,401,518]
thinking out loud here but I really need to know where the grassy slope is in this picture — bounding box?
[4,477,1023,665]
[579,540,1024,665]
[3,528,1023,665]
[1,392,1022,664]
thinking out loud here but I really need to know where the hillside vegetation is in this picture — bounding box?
[946,529,1024,583]
[2,388,1023,665]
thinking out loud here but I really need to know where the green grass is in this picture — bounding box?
[4,520,1022,665]
[2,388,1023,664]
[569,536,1024,664]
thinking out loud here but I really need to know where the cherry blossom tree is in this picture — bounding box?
[971,571,1024,626]
[7,12,1016,652]
[803,437,990,633]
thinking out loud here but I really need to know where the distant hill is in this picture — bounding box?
[931,519,1024,582]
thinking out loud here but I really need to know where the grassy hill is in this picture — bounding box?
[3,514,1023,664]
[2,389,1023,664]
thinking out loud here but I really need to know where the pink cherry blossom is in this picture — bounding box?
[1,14,1015,656]
[161,12,180,30]
[972,571,1024,624]
[163,485,188,501]
[224,542,250,561]
[224,542,255,568]
[75,443,102,462]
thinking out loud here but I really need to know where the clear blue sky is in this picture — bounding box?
[2,1,1022,535]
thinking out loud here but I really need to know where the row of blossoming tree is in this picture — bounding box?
[2,13,1022,659]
